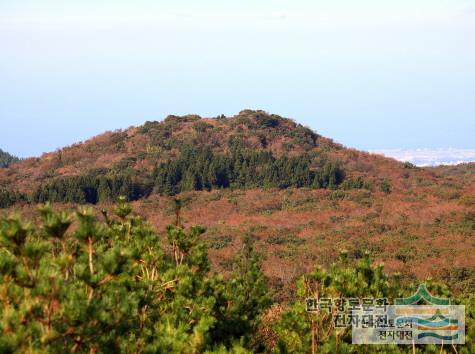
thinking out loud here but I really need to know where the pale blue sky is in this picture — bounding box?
[1,1,474,157]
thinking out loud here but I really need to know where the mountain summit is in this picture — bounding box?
[0,110,419,205]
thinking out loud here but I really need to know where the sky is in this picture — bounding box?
[1,1,474,158]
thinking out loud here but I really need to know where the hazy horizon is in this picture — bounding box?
[1,1,474,157]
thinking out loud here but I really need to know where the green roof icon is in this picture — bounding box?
[395,284,449,305]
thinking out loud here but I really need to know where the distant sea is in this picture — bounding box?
[370,148,475,167]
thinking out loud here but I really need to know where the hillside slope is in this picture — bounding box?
[0,110,436,201]
[1,110,473,296]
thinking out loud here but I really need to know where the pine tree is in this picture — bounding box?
[0,200,272,353]
[97,178,112,202]
[213,234,272,349]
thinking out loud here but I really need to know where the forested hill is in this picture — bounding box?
[0,148,19,168]
[0,110,474,302]
[0,110,439,207]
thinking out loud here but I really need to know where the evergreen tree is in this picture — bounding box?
[0,188,23,208]
[0,149,19,168]
[212,234,272,349]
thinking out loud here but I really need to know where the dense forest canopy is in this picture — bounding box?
[3,147,350,207]
[153,147,345,195]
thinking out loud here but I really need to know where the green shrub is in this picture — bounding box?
[208,235,233,249]
[341,177,371,190]
[379,178,392,194]
[266,234,305,246]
